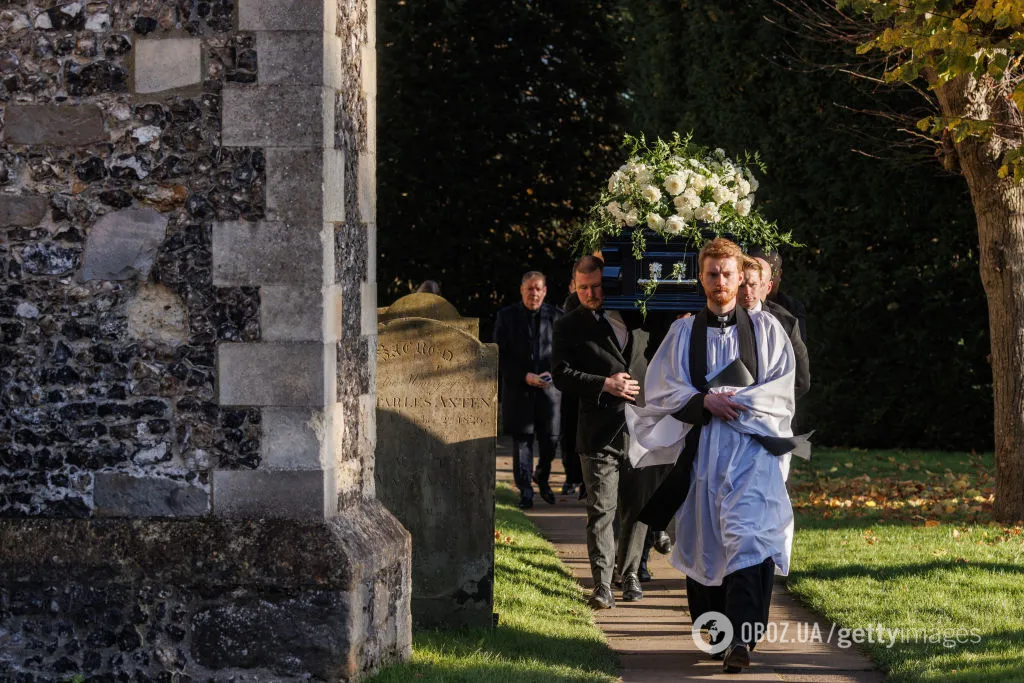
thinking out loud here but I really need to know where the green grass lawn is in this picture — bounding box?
[787,447,1024,682]
[367,486,618,683]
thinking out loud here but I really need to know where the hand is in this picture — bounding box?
[603,372,640,401]
[704,391,747,421]
[526,372,550,388]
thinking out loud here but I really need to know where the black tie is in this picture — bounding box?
[596,309,619,350]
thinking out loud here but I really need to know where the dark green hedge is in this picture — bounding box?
[377,1,993,450]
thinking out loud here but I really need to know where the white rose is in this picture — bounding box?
[674,204,694,221]
[688,174,707,193]
[714,147,726,158]
[663,174,686,196]
[665,215,686,234]
[675,188,701,211]
[712,185,734,205]
[695,202,721,223]
[736,178,751,197]
[641,185,662,203]
[647,213,665,230]
[605,201,622,218]
[712,184,729,205]
[607,171,623,193]
[745,170,760,193]
[624,209,640,227]
[736,198,752,217]
[706,174,721,189]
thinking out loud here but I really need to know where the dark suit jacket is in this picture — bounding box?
[552,306,650,453]
[772,290,807,342]
[494,301,561,436]
[764,300,810,400]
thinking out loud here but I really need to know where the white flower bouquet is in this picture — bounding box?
[581,132,796,259]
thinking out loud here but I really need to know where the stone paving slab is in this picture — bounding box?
[496,440,886,682]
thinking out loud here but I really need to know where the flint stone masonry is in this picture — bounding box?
[4,104,106,146]
[0,195,48,226]
[134,38,203,94]
[94,472,209,517]
[0,509,411,681]
[79,206,168,281]
[376,309,498,628]
[0,0,407,677]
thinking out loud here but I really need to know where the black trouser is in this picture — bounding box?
[560,397,583,486]
[512,432,557,501]
[686,558,775,648]
[579,430,651,586]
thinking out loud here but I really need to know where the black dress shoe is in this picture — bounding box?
[537,484,555,505]
[621,572,643,602]
[518,497,533,509]
[532,475,556,505]
[577,483,587,500]
[588,583,615,609]
[652,530,672,555]
[637,564,653,582]
[722,642,750,673]
[560,482,578,496]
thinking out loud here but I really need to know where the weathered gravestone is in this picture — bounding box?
[376,297,498,628]
[379,291,480,338]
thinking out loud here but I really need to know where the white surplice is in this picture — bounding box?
[624,311,796,586]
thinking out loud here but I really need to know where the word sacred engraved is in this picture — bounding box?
[378,340,455,363]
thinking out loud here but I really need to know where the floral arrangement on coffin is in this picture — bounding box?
[579,132,798,307]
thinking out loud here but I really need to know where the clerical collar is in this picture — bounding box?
[705,306,738,335]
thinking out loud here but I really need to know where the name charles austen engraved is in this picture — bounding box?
[377,339,493,425]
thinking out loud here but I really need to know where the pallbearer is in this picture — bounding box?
[626,238,804,673]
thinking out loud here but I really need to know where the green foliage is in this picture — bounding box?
[377,0,627,321]
[618,0,992,449]
[839,0,1024,179]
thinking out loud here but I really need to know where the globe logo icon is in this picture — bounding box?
[691,610,734,655]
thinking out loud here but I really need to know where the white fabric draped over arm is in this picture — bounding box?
[625,318,699,468]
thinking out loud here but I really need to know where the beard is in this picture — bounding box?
[708,287,738,307]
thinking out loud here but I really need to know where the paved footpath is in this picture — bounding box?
[496,440,886,682]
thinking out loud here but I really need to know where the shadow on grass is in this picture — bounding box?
[793,512,1000,531]
[789,559,1024,583]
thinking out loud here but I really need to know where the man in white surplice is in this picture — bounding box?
[625,238,796,673]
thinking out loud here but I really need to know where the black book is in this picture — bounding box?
[706,358,755,389]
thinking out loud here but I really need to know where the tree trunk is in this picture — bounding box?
[935,75,1024,522]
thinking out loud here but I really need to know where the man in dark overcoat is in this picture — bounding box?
[552,255,652,608]
[494,271,562,509]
